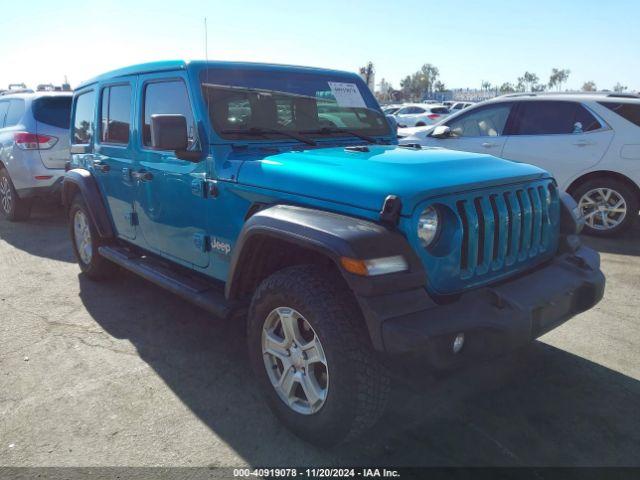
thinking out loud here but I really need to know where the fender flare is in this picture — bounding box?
[62,169,115,239]
[226,204,425,300]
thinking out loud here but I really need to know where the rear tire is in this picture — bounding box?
[572,178,639,237]
[0,168,33,222]
[69,194,117,280]
[247,265,390,447]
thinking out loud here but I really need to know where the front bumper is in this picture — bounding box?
[360,246,604,368]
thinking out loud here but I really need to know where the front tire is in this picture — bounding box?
[0,168,33,222]
[69,194,117,280]
[573,178,638,237]
[247,265,390,447]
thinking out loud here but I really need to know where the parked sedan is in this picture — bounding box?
[450,101,476,113]
[394,104,450,128]
[398,92,640,236]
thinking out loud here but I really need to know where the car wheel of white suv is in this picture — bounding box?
[573,178,639,237]
[0,168,33,222]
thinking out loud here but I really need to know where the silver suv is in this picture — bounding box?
[0,92,72,221]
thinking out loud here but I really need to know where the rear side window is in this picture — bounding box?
[598,102,640,127]
[0,101,8,127]
[72,90,96,144]
[4,99,25,127]
[142,80,196,149]
[33,97,72,129]
[511,101,602,135]
[430,107,449,114]
[100,85,131,144]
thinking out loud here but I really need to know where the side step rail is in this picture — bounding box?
[99,246,233,319]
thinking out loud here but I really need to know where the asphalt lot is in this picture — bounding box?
[1,202,639,467]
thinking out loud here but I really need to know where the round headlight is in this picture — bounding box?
[418,206,440,248]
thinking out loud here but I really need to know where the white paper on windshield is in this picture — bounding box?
[328,82,366,108]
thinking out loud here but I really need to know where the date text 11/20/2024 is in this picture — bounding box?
[233,468,400,477]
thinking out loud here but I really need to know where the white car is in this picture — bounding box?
[398,92,640,236]
[393,103,450,128]
[381,104,402,115]
[449,101,476,113]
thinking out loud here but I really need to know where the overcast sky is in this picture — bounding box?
[0,0,637,92]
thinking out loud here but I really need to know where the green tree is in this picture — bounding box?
[376,78,393,102]
[359,61,375,90]
[400,63,441,101]
[518,72,539,92]
[481,81,492,91]
[548,68,571,91]
[434,80,446,92]
[499,82,516,94]
[613,82,628,93]
[582,81,597,92]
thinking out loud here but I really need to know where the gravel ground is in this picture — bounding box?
[1,203,639,467]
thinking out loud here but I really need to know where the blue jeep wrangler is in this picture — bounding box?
[63,61,605,446]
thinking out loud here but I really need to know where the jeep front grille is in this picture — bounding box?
[455,182,558,280]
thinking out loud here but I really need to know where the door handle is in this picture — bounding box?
[482,142,499,148]
[92,160,110,173]
[132,170,154,182]
[573,140,595,147]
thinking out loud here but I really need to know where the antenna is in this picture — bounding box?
[204,17,209,63]
[203,17,211,159]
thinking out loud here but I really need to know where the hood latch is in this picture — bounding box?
[380,195,402,226]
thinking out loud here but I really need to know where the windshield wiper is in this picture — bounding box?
[300,127,378,144]
[220,127,317,146]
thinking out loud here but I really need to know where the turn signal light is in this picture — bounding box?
[340,255,408,276]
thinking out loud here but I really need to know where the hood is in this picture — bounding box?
[397,125,435,138]
[237,145,550,215]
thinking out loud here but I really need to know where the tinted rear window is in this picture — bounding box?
[599,102,640,127]
[431,107,449,114]
[33,97,72,129]
[511,101,602,135]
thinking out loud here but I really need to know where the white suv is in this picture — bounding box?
[398,93,640,236]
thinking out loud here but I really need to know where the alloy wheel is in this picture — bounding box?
[262,307,329,415]
[578,188,627,231]
[73,210,93,265]
[0,176,12,214]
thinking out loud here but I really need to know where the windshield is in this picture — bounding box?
[200,68,390,141]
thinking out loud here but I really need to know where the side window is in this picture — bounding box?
[72,90,96,144]
[226,96,251,127]
[0,101,9,128]
[143,80,196,149]
[598,102,640,128]
[4,99,25,127]
[511,101,599,135]
[573,105,603,132]
[100,84,131,145]
[446,104,512,137]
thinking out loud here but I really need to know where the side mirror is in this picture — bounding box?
[431,125,451,139]
[150,114,204,162]
[385,114,398,132]
[151,114,188,151]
